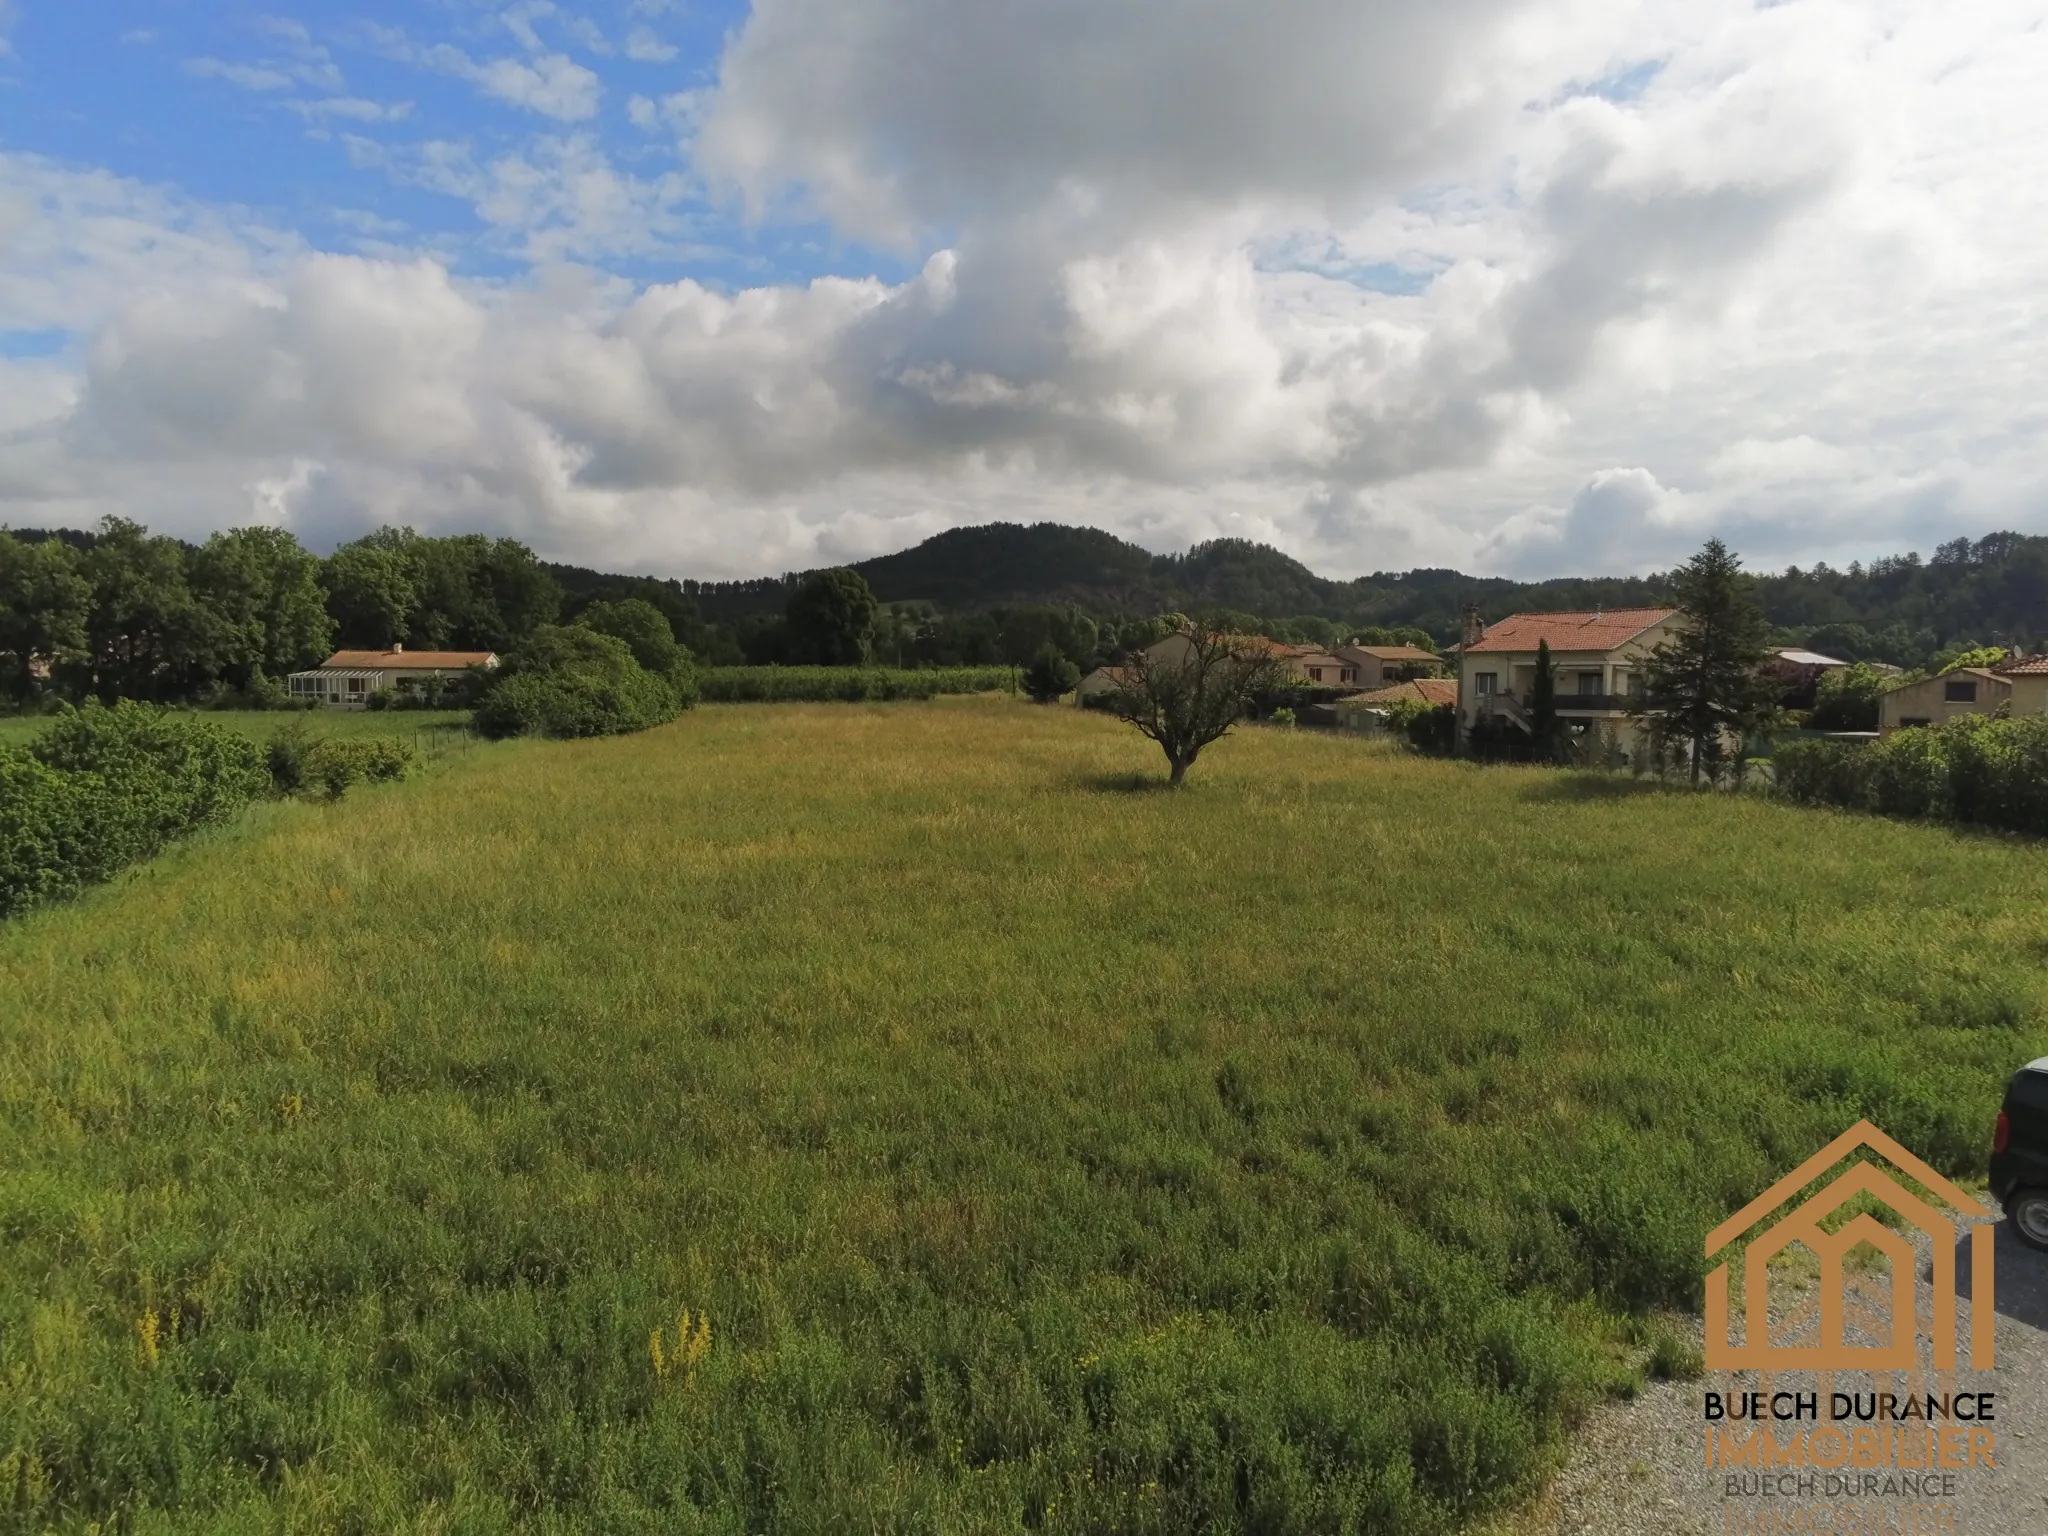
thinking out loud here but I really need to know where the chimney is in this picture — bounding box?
[1461,605,1484,648]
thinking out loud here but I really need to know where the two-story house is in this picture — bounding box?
[1457,608,1683,747]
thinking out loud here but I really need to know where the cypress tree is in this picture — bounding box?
[1630,539,1775,785]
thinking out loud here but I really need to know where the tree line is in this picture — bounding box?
[645,521,2048,668]
[0,521,567,707]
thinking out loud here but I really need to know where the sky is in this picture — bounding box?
[3,1,2048,582]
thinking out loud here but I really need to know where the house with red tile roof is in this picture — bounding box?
[288,646,500,707]
[1456,608,1683,747]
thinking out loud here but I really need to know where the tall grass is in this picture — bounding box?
[697,665,1015,702]
[1,698,2040,1531]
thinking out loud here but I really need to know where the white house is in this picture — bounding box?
[1458,608,1683,747]
[288,646,499,707]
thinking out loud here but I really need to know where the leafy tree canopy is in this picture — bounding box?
[785,568,880,666]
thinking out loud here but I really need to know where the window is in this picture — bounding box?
[1944,679,1978,703]
[1899,717,1931,729]
[1475,672,1498,696]
[1577,671,1602,697]
[346,677,365,697]
[1309,667,1323,682]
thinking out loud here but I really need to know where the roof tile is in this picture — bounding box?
[1464,609,1679,655]
[319,650,499,670]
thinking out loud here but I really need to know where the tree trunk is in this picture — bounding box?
[1168,756,1189,787]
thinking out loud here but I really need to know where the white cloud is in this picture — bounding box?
[409,41,604,121]
[13,2,2048,582]
[289,98,414,125]
[625,29,679,63]
[343,135,693,263]
[185,58,297,93]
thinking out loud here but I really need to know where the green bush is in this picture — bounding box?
[1772,739,1870,807]
[1385,699,1457,756]
[0,702,270,920]
[697,666,1014,703]
[266,719,313,794]
[1866,725,1952,819]
[475,626,689,740]
[1022,642,1080,704]
[299,736,416,800]
[1775,713,2048,836]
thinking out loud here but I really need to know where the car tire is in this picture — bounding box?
[2011,1188,2048,1253]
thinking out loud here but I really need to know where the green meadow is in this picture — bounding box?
[1,697,2040,1533]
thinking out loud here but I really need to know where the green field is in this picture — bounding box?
[2,698,2040,1532]
[0,707,475,751]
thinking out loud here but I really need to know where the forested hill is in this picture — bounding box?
[665,522,2048,663]
[16,519,2047,668]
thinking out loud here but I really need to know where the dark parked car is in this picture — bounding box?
[1991,1056,2048,1252]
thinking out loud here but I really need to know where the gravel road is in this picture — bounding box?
[1537,1215,2048,1536]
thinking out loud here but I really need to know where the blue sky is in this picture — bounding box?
[4,1,2048,582]
[0,1,904,292]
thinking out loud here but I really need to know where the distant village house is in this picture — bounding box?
[1879,656,2048,734]
[288,646,499,707]
[1074,631,1441,705]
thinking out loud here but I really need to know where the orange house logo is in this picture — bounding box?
[1705,1120,1994,1372]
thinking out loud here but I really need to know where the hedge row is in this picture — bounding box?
[698,666,1016,703]
[0,703,272,920]
[1774,713,2048,834]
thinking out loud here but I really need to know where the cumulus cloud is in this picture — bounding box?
[694,0,1637,245]
[446,49,604,121]
[624,29,679,64]
[10,0,2048,581]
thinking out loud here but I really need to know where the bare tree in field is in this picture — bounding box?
[1107,623,1290,786]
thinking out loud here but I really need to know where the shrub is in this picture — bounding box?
[1022,642,1080,704]
[392,669,491,710]
[1865,726,1950,820]
[1775,713,2048,837]
[1772,739,1871,808]
[1807,663,1889,732]
[1269,707,1296,728]
[365,687,395,712]
[475,626,687,740]
[266,719,314,794]
[696,667,1014,703]
[300,736,416,800]
[1386,699,1457,756]
[0,702,269,920]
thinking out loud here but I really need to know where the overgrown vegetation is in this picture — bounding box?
[1776,712,2048,834]
[474,625,695,741]
[696,665,1015,702]
[0,702,269,918]
[0,698,2034,1530]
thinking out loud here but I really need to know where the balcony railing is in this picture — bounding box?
[1476,689,1637,716]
